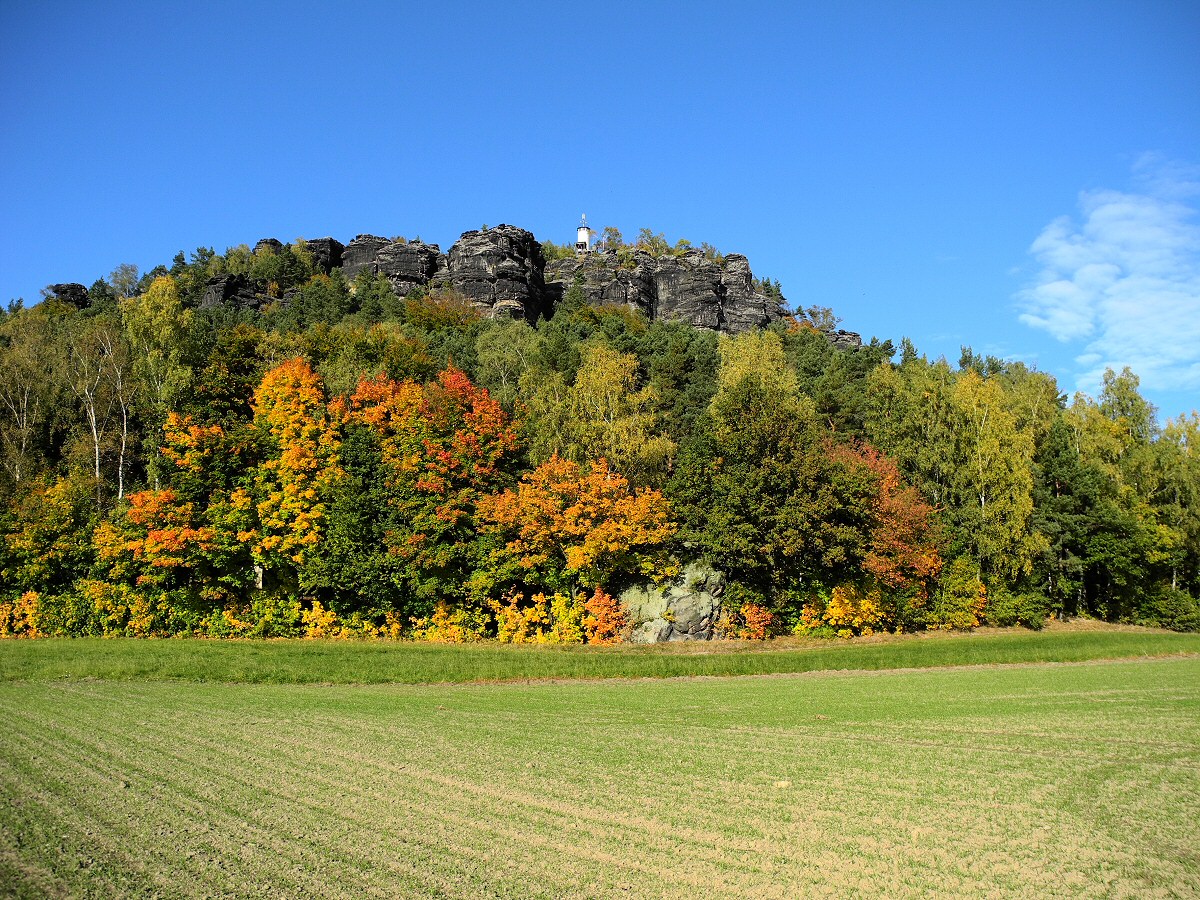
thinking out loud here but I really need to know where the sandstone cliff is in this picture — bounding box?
[183,223,863,343]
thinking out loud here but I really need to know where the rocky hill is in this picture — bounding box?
[48,223,864,343]
[333,224,788,334]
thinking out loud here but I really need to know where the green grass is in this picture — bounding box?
[2,627,1198,684]
[1,656,1197,898]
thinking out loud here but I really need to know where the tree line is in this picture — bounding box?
[1,239,1197,639]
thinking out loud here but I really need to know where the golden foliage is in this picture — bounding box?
[0,591,40,638]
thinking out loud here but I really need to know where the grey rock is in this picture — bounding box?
[446,225,549,323]
[544,249,783,334]
[376,240,445,297]
[632,618,673,644]
[340,234,391,281]
[545,251,658,314]
[826,329,863,350]
[198,273,265,311]
[623,562,727,643]
[46,283,89,308]
[301,237,344,273]
[253,238,285,256]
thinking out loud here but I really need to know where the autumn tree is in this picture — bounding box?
[311,367,519,620]
[477,454,675,599]
[949,369,1044,580]
[535,343,675,485]
[237,358,342,591]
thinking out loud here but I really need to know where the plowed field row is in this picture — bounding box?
[2,658,1198,898]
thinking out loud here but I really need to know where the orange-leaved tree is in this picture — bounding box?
[323,366,519,616]
[477,454,676,599]
[825,442,943,592]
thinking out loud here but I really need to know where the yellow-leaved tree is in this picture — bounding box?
[237,358,342,588]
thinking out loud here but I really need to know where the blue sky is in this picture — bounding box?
[2,0,1197,417]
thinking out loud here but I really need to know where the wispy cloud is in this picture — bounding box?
[1016,154,1200,395]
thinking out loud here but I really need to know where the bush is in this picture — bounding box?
[1141,588,1200,632]
[583,588,627,645]
[28,590,99,636]
[410,601,487,643]
[929,557,986,630]
[984,585,1050,629]
[0,591,40,637]
[739,602,774,640]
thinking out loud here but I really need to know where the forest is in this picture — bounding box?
[1,235,1197,640]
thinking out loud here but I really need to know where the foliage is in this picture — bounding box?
[583,587,627,644]
[409,600,488,643]
[739,602,774,640]
[929,557,987,629]
[1,232,1197,638]
[478,455,676,598]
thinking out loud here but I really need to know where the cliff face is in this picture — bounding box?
[189,223,805,335]
[545,250,783,333]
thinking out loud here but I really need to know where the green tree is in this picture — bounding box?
[120,275,194,488]
[949,369,1043,580]
[554,343,675,486]
[0,306,63,487]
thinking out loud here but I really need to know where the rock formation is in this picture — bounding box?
[340,234,392,281]
[125,222,862,341]
[825,329,863,350]
[301,237,344,273]
[545,249,783,333]
[376,240,445,297]
[198,273,264,311]
[544,251,657,311]
[622,562,727,643]
[253,238,285,256]
[444,225,549,323]
[46,283,90,308]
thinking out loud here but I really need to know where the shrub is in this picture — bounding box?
[549,592,585,644]
[583,587,627,645]
[929,558,987,629]
[0,591,40,637]
[1141,588,1200,633]
[985,586,1050,629]
[246,594,304,638]
[490,592,551,643]
[302,600,339,638]
[22,591,98,636]
[823,584,886,635]
[739,602,774,640]
[410,601,487,643]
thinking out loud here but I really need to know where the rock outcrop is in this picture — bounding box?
[376,240,445,297]
[198,274,264,311]
[544,251,658,312]
[622,562,727,643]
[46,283,90,308]
[340,234,392,281]
[545,249,783,333]
[825,329,863,350]
[445,225,549,322]
[301,237,344,273]
[253,238,285,256]
[166,222,822,338]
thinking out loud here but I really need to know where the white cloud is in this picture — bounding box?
[1016,157,1200,395]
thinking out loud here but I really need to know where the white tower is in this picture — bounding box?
[575,213,592,255]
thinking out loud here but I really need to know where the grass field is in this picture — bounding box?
[2,630,1199,898]
[3,624,1199,684]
